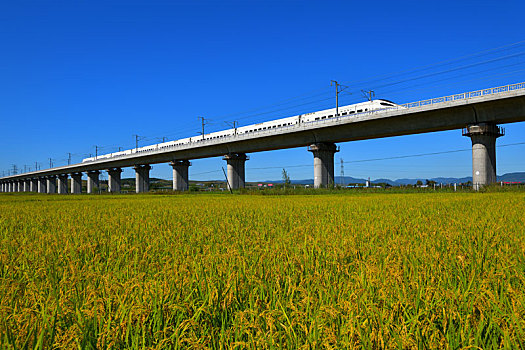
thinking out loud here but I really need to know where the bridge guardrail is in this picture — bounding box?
[401,82,525,108]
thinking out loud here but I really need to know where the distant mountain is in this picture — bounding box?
[120,173,525,186]
[265,172,525,186]
[498,172,525,182]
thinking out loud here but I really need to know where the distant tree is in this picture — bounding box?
[426,179,437,186]
[416,180,423,187]
[282,168,291,188]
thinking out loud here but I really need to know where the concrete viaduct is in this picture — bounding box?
[1,82,524,193]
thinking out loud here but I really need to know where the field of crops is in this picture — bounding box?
[0,192,524,349]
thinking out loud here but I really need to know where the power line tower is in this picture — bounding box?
[340,158,344,186]
[11,165,18,175]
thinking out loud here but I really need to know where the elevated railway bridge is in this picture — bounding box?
[1,82,525,193]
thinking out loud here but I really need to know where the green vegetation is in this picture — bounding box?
[0,192,524,348]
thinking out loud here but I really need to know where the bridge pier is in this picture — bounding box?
[87,170,100,194]
[71,173,83,194]
[108,168,122,193]
[57,174,68,194]
[170,160,191,191]
[30,178,37,192]
[463,123,504,190]
[47,176,57,194]
[223,153,248,190]
[308,142,339,188]
[23,179,30,192]
[134,165,151,193]
[38,177,47,193]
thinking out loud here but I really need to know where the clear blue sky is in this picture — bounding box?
[1,0,524,182]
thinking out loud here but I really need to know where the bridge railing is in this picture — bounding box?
[401,82,525,109]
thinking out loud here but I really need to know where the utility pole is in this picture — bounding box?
[361,89,375,102]
[226,121,238,135]
[95,146,99,160]
[35,161,39,171]
[340,158,344,187]
[11,165,18,175]
[331,80,348,116]
[24,165,27,173]
[49,158,53,168]
[198,117,207,140]
[133,135,141,152]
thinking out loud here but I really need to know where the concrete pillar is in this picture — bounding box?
[223,153,248,190]
[23,179,30,192]
[70,173,82,194]
[58,175,68,194]
[38,177,47,193]
[0,182,3,192]
[463,123,504,190]
[134,165,151,193]
[87,170,100,194]
[308,142,339,188]
[170,160,191,191]
[47,176,57,194]
[107,168,123,193]
[30,178,38,192]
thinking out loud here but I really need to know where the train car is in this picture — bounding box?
[81,99,404,162]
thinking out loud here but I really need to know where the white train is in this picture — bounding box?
[82,99,403,162]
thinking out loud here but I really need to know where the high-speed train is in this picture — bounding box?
[82,99,403,162]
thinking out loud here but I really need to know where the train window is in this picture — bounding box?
[365,109,368,111]
[349,111,355,114]
[328,115,333,118]
[315,117,320,120]
[357,109,362,113]
[342,112,347,115]
[321,116,326,119]
[380,102,393,106]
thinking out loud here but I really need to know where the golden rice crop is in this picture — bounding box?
[0,192,524,349]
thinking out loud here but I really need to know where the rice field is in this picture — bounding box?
[0,192,524,349]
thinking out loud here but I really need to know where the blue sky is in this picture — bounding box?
[1,0,524,182]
